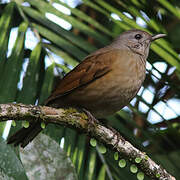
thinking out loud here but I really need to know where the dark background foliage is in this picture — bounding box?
[0,0,180,179]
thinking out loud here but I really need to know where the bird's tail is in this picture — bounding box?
[7,122,42,148]
[7,86,59,147]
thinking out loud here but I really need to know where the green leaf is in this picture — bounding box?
[84,148,97,180]
[32,23,87,60]
[39,63,55,104]
[0,21,28,103]
[54,0,115,37]
[12,120,16,127]
[130,164,138,174]
[135,157,142,164]
[137,172,144,180]
[114,152,119,161]
[0,2,14,65]
[44,44,79,67]
[22,6,97,53]
[98,144,107,154]
[43,124,64,143]
[22,121,29,128]
[41,122,46,129]
[17,42,42,104]
[151,43,180,72]
[74,135,86,178]
[97,165,106,180]
[0,1,180,179]
[156,173,160,178]
[0,137,28,179]
[64,128,77,158]
[118,159,126,168]
[90,138,97,147]
[158,0,180,19]
[26,0,110,44]
[97,0,141,29]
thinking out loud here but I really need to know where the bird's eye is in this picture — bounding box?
[135,34,142,40]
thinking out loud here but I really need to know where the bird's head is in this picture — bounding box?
[112,29,166,59]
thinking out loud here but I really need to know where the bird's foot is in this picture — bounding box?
[82,109,99,132]
[107,125,125,148]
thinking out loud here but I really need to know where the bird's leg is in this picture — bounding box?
[82,108,99,132]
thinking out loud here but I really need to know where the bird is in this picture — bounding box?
[7,29,166,147]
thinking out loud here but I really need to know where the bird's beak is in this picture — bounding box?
[151,34,166,41]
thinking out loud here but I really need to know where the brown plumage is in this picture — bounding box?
[7,29,166,147]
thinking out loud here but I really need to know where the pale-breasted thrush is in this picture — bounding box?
[7,29,166,147]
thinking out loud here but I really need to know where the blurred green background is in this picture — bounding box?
[0,0,180,179]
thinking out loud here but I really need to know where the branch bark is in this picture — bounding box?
[0,103,176,180]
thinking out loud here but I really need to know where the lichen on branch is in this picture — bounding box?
[0,103,176,180]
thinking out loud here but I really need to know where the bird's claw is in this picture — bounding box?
[83,109,99,132]
[108,126,125,148]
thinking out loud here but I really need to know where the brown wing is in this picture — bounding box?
[45,49,119,105]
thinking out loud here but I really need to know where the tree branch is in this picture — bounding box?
[0,103,176,180]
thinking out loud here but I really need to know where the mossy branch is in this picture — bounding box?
[0,103,176,180]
